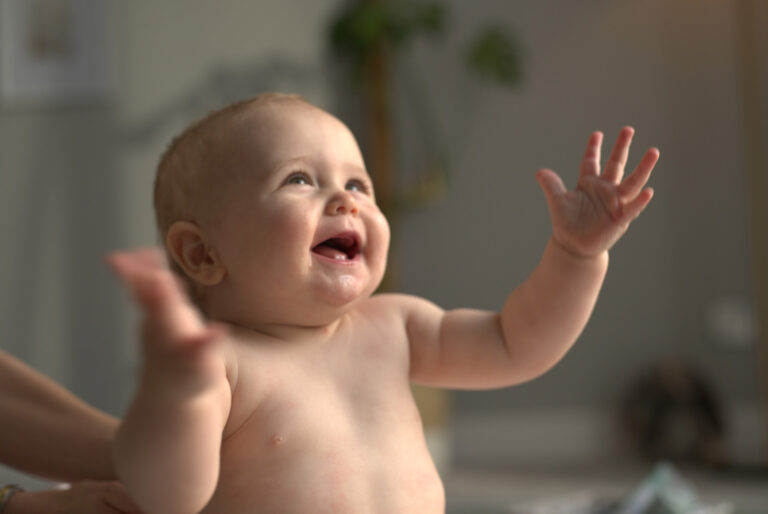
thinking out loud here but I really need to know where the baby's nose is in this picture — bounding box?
[326,191,359,216]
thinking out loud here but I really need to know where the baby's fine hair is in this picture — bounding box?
[154,92,307,239]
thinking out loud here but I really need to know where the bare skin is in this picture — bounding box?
[0,351,143,513]
[6,482,142,514]
[110,101,658,514]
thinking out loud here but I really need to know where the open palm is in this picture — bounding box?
[108,248,225,390]
[536,127,659,257]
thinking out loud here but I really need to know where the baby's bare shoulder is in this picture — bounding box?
[359,292,438,316]
[360,293,444,326]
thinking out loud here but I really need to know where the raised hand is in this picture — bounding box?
[535,127,658,258]
[108,248,225,391]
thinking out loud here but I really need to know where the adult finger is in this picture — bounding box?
[602,126,634,184]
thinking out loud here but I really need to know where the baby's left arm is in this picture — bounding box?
[405,128,658,389]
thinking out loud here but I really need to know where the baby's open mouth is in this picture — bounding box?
[312,232,361,261]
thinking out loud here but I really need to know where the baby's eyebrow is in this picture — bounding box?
[267,156,313,177]
[340,161,368,177]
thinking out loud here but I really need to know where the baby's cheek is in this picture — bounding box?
[370,216,391,270]
[276,210,316,245]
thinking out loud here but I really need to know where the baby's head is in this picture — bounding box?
[154,93,390,329]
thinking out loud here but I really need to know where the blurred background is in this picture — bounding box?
[0,0,766,511]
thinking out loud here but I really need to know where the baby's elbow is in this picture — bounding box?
[520,358,560,383]
[501,347,569,387]
[123,470,217,514]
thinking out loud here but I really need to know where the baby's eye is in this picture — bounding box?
[284,171,313,186]
[346,179,370,194]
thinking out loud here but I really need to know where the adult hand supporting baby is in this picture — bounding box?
[535,126,659,258]
[4,481,143,514]
[0,351,144,513]
[0,352,116,481]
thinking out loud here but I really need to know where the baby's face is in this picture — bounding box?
[201,102,390,327]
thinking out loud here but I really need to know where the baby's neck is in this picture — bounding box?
[200,286,361,344]
[223,316,348,344]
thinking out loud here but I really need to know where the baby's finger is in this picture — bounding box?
[620,187,654,222]
[602,126,634,184]
[113,258,202,337]
[617,147,659,200]
[129,247,168,270]
[109,254,176,308]
[106,252,135,279]
[137,269,186,312]
[107,254,165,304]
[535,168,567,202]
[107,249,164,277]
[579,131,603,178]
[108,254,154,303]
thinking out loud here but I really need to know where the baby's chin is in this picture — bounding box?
[313,272,376,308]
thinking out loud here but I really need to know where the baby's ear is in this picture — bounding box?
[165,221,225,286]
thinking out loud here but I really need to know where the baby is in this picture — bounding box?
[109,92,658,514]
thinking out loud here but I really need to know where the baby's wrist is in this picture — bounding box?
[547,237,609,268]
[139,368,213,403]
[139,355,224,404]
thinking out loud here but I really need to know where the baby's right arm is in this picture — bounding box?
[109,249,232,514]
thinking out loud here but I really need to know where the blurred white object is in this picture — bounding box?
[615,462,733,514]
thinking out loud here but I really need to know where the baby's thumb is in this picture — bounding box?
[535,168,566,204]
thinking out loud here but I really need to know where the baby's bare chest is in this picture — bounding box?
[228,331,419,453]
[207,331,444,513]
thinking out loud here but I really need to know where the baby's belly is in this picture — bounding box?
[201,396,445,513]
